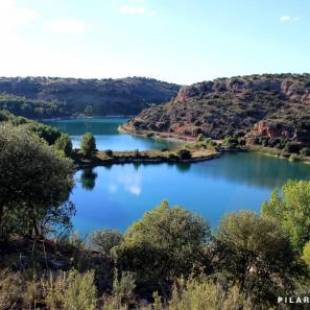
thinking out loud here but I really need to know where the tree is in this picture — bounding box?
[262,180,310,251]
[0,124,74,238]
[80,132,96,158]
[114,201,211,291]
[216,211,295,303]
[55,133,73,157]
[177,149,192,160]
[90,229,123,255]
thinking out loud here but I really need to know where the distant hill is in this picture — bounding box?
[125,74,310,151]
[0,77,180,118]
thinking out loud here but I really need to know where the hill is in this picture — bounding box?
[125,74,310,152]
[0,77,180,118]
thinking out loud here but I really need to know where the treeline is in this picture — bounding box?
[1,112,310,309]
[0,93,71,119]
[0,76,180,118]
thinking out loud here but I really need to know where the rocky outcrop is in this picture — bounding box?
[126,74,310,147]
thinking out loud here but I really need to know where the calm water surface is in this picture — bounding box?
[45,117,174,151]
[72,153,310,235]
[46,118,310,235]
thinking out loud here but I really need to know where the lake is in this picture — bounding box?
[44,117,174,151]
[47,118,310,235]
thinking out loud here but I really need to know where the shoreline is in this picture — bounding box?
[119,123,196,144]
[73,148,221,169]
[120,124,310,165]
[40,115,133,122]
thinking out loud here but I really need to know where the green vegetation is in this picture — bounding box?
[177,148,192,159]
[90,229,123,255]
[114,201,210,292]
[54,133,73,156]
[81,132,97,158]
[0,76,180,118]
[0,124,74,239]
[0,109,62,145]
[126,74,310,155]
[1,109,310,308]
[262,180,310,251]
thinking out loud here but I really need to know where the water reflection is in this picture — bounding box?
[71,153,310,235]
[191,152,310,189]
[80,168,98,191]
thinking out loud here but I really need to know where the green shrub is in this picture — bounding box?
[302,241,310,269]
[45,269,97,310]
[177,149,192,160]
[262,180,310,251]
[114,201,211,289]
[90,229,123,255]
[105,149,113,157]
[54,133,73,157]
[289,154,300,162]
[80,132,96,158]
[300,147,310,157]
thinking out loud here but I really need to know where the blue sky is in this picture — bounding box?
[0,0,309,84]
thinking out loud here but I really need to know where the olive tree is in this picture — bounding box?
[0,124,74,238]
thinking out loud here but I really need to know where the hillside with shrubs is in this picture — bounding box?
[126,74,310,156]
[0,77,180,118]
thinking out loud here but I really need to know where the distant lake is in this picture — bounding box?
[44,117,174,151]
[45,117,310,235]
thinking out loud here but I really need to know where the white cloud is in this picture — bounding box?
[119,4,145,15]
[46,19,88,35]
[0,0,38,35]
[280,15,300,23]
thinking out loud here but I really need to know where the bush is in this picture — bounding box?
[177,149,192,160]
[300,147,310,157]
[262,180,310,251]
[54,133,73,157]
[105,149,113,157]
[302,242,310,269]
[217,211,295,303]
[90,229,123,255]
[289,154,300,162]
[80,132,96,158]
[45,269,97,310]
[114,201,211,289]
[168,278,250,310]
[0,124,74,239]
[284,142,301,154]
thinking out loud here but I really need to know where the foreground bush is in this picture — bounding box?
[262,180,310,251]
[0,124,74,239]
[217,211,296,304]
[114,201,211,293]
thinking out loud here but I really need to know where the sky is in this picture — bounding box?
[0,0,309,85]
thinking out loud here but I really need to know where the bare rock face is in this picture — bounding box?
[126,74,310,146]
[249,121,296,140]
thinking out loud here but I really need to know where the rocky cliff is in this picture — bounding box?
[126,74,310,150]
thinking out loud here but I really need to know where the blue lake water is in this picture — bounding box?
[44,117,174,151]
[72,153,310,235]
[46,118,310,235]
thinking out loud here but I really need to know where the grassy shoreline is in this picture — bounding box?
[73,146,221,169]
